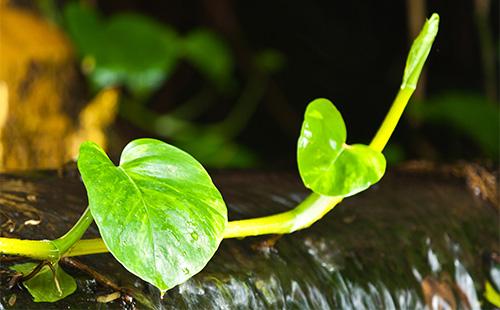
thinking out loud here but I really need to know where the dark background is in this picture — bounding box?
[79,0,500,167]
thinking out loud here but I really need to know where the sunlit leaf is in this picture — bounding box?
[297,98,386,197]
[11,263,77,302]
[77,139,227,292]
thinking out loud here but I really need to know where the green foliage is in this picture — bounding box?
[1,12,442,303]
[64,2,234,97]
[370,12,439,153]
[177,133,258,168]
[182,29,234,88]
[297,99,386,197]
[409,92,499,158]
[383,144,406,164]
[64,3,180,97]
[11,263,77,302]
[253,49,286,74]
[77,139,227,292]
[120,101,258,168]
[401,13,439,90]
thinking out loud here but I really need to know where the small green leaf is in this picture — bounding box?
[11,263,77,302]
[401,13,439,90]
[297,98,386,197]
[77,139,227,292]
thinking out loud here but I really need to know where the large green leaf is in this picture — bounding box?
[11,263,77,302]
[77,139,227,292]
[297,99,386,197]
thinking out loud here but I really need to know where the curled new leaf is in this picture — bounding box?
[77,138,227,292]
[401,13,439,90]
[297,99,386,197]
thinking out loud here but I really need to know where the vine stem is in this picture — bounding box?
[0,207,94,260]
[224,87,414,238]
[0,86,415,259]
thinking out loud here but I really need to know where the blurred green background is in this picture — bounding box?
[31,0,500,168]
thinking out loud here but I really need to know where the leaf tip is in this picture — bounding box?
[400,12,440,90]
[429,13,440,24]
[160,289,168,299]
[426,13,440,36]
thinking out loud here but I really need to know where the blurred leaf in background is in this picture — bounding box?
[383,143,406,165]
[64,1,236,99]
[183,29,234,90]
[62,1,284,168]
[176,132,258,168]
[409,92,499,159]
[253,49,286,75]
[64,2,180,98]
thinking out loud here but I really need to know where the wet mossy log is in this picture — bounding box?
[0,164,498,309]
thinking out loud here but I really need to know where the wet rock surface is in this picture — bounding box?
[0,167,498,309]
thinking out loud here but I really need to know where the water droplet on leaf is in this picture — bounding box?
[191,232,199,240]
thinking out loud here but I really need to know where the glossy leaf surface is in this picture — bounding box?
[77,139,227,292]
[298,99,386,197]
[11,263,77,302]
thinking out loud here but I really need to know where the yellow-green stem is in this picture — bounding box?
[224,194,342,238]
[0,87,415,258]
[370,87,414,152]
[64,238,108,257]
[223,86,414,239]
[0,207,94,260]
[53,207,93,254]
[0,238,59,260]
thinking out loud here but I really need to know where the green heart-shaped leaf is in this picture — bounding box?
[11,263,77,302]
[77,138,227,292]
[297,98,386,197]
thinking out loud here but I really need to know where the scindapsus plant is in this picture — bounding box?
[0,14,439,302]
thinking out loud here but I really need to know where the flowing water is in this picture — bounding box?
[0,167,498,309]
